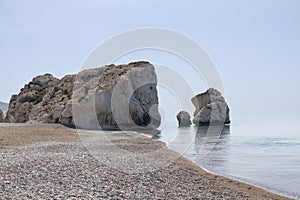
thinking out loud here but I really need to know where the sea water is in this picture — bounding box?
[157,118,300,199]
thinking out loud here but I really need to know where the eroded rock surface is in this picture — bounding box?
[5,61,161,130]
[0,109,3,123]
[191,88,230,125]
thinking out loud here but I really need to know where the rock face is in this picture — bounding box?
[191,88,230,125]
[5,73,61,123]
[5,61,161,130]
[176,111,191,127]
[0,109,3,123]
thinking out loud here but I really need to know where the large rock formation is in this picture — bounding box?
[0,109,3,123]
[191,88,230,125]
[5,61,161,130]
[176,111,191,127]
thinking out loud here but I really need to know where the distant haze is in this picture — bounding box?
[0,102,8,112]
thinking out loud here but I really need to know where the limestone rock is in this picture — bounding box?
[176,111,191,127]
[72,61,160,130]
[191,88,230,125]
[0,109,3,123]
[5,73,60,123]
[6,61,161,130]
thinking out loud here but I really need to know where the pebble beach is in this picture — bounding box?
[0,125,292,200]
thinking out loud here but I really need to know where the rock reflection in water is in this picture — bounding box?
[194,125,230,161]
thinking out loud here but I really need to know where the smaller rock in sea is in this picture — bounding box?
[176,111,192,127]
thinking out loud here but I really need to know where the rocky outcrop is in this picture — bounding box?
[0,109,3,123]
[5,61,161,130]
[5,73,61,123]
[191,88,230,125]
[72,61,161,130]
[176,111,191,127]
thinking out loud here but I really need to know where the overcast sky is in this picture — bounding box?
[0,0,299,121]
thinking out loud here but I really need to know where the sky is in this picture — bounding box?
[0,0,300,121]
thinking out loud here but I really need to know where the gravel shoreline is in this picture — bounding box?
[0,125,292,199]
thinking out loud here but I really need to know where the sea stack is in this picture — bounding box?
[5,61,161,130]
[191,88,230,125]
[176,111,192,127]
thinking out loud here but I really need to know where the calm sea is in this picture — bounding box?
[157,118,300,199]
